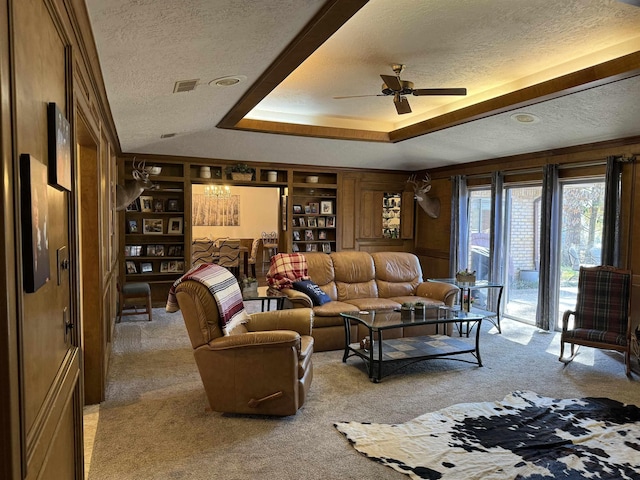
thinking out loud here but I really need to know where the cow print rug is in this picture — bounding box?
[334,391,640,480]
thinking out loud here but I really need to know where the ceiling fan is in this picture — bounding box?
[334,64,467,115]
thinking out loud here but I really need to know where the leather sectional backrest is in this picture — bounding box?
[372,252,423,298]
[331,251,378,301]
[304,252,338,300]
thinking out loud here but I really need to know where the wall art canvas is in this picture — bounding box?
[47,103,72,191]
[20,154,50,292]
[192,194,240,226]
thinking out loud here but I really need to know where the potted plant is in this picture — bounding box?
[241,276,258,295]
[414,301,426,319]
[400,302,413,321]
[225,163,255,181]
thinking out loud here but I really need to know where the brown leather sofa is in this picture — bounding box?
[282,251,459,352]
[175,279,314,416]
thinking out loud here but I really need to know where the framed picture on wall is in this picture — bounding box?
[320,200,333,215]
[20,154,50,292]
[140,195,154,212]
[143,218,163,234]
[167,198,180,212]
[47,103,72,191]
[168,217,183,234]
[293,204,302,214]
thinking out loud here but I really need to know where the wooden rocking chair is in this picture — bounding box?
[559,265,633,376]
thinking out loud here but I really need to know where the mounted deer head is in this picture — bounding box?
[407,173,440,219]
[115,158,158,211]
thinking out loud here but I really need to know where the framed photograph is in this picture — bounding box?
[320,200,333,215]
[281,194,287,231]
[167,198,179,212]
[326,216,336,228]
[298,217,306,227]
[291,218,298,227]
[322,243,332,254]
[47,103,71,191]
[317,217,326,228]
[140,262,153,273]
[20,154,50,292]
[168,260,178,272]
[306,243,317,252]
[154,245,165,256]
[305,229,314,241]
[168,217,183,234]
[167,245,183,257]
[292,243,300,252]
[128,219,139,233]
[146,245,156,256]
[307,217,317,227]
[309,202,319,214]
[160,261,170,273]
[293,230,301,241]
[176,261,185,273]
[304,205,311,214]
[153,199,164,212]
[126,260,137,274]
[143,218,163,234]
[126,198,140,212]
[293,204,302,214]
[130,245,142,256]
[124,245,132,256]
[140,195,154,212]
[318,230,327,240]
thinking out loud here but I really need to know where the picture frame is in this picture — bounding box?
[167,245,183,257]
[128,219,139,233]
[140,195,154,212]
[326,216,336,228]
[304,205,311,214]
[318,230,327,240]
[307,216,317,227]
[167,198,179,212]
[160,261,170,273]
[176,261,185,273]
[291,218,298,227]
[143,218,163,234]
[140,262,153,273]
[293,230,301,241]
[309,202,319,214]
[126,198,140,211]
[298,217,306,227]
[306,243,317,252]
[47,103,71,191]
[20,154,50,292]
[317,217,326,228]
[124,245,131,256]
[281,194,287,231]
[320,200,333,215]
[168,217,183,234]
[292,243,300,252]
[322,243,332,254]
[293,204,302,214]
[304,229,314,241]
[146,245,156,256]
[126,260,137,274]
[129,245,142,256]
[153,199,164,212]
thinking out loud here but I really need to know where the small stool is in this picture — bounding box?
[118,282,152,323]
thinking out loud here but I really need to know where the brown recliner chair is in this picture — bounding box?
[174,279,314,416]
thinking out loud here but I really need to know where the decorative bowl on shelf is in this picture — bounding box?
[305,175,319,183]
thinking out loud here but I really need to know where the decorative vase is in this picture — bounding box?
[199,166,211,179]
[267,171,278,182]
[414,305,425,319]
[401,307,412,321]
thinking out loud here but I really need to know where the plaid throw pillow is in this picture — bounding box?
[266,253,310,289]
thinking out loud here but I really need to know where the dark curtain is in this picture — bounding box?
[489,172,504,283]
[536,164,560,331]
[449,175,468,276]
[602,156,622,267]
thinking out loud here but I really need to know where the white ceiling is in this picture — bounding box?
[85,0,640,171]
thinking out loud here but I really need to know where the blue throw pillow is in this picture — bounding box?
[292,280,331,306]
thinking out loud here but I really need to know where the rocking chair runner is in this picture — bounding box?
[559,265,634,376]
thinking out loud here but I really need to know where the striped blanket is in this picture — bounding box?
[166,263,249,335]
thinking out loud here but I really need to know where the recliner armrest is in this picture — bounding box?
[416,281,459,306]
[207,330,301,350]
[247,308,314,336]
[280,288,314,309]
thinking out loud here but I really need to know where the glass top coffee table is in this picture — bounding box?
[241,286,287,311]
[340,307,484,382]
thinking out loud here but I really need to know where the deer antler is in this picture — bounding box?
[407,173,432,200]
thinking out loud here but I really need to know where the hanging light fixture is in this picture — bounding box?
[204,185,231,199]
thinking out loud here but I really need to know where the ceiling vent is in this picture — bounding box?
[173,79,199,93]
[160,133,176,139]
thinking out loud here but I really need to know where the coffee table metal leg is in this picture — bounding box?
[474,318,483,366]
[342,318,351,362]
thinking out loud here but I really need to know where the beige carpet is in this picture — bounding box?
[86,307,640,480]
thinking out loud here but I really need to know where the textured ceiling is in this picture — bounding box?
[85,0,640,171]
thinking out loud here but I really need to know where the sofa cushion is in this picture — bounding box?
[389,296,443,307]
[372,252,422,298]
[304,252,338,300]
[344,298,400,311]
[332,252,378,300]
[292,280,331,306]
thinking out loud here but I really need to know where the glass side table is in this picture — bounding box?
[428,278,504,334]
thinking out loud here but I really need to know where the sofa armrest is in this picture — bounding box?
[280,287,314,309]
[206,330,300,350]
[247,308,314,336]
[416,281,459,306]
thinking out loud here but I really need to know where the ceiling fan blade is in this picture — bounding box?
[333,94,385,99]
[394,94,412,115]
[381,74,403,92]
[413,88,467,96]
